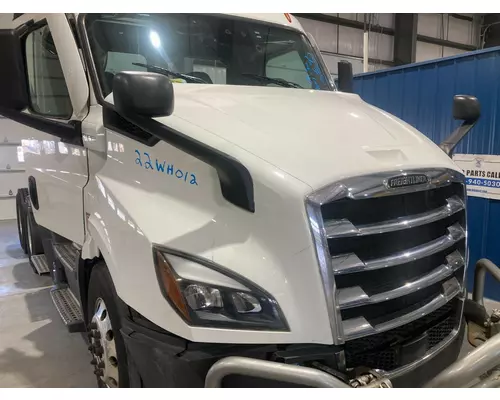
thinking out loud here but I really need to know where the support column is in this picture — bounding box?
[393,14,418,66]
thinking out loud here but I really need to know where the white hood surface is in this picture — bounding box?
[156,85,457,189]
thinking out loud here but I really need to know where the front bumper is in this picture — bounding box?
[120,314,464,388]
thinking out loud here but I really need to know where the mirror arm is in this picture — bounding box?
[439,118,478,157]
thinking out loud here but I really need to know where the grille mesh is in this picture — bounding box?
[345,301,458,371]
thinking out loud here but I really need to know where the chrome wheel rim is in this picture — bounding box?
[89,298,119,388]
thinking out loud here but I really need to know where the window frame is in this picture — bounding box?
[22,19,74,121]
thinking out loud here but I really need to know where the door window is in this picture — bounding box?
[24,24,72,118]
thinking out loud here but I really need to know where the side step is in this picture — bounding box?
[50,287,85,333]
[31,254,50,275]
[53,243,79,273]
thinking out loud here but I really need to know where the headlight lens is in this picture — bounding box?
[154,247,288,331]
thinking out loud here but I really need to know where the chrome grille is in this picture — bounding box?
[306,168,467,346]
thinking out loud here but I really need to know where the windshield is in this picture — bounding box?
[84,13,333,97]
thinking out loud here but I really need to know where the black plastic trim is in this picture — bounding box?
[120,310,463,387]
[0,107,83,146]
[103,105,159,147]
[125,112,254,212]
[76,13,107,106]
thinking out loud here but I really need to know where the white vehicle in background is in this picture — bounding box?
[1,12,500,388]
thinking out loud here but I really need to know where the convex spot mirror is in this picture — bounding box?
[453,94,480,122]
[113,71,174,118]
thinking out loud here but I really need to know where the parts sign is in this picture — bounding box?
[453,153,500,200]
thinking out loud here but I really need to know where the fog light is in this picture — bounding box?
[184,284,223,310]
[231,292,262,313]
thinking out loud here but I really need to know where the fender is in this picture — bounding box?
[82,214,121,293]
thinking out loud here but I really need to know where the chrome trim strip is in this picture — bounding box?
[332,223,465,275]
[342,277,461,341]
[305,200,344,344]
[308,168,465,205]
[325,195,465,239]
[338,250,464,309]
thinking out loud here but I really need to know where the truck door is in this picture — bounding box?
[11,14,89,244]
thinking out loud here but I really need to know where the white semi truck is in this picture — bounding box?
[1,12,500,388]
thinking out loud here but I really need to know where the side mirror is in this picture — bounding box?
[0,28,29,112]
[453,95,480,122]
[113,71,174,118]
[439,95,481,157]
[337,61,354,93]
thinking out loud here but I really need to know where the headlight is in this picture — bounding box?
[153,246,288,331]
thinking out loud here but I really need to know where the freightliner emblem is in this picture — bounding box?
[385,174,429,189]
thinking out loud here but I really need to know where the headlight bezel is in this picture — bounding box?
[153,245,289,332]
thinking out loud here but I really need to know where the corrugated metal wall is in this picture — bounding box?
[353,47,500,300]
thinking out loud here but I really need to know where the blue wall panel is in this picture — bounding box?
[353,47,500,300]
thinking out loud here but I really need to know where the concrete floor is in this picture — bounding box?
[0,218,498,387]
[0,219,95,388]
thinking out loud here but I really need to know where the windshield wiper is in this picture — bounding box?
[242,73,303,89]
[132,62,210,84]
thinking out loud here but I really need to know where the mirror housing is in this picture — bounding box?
[337,61,354,93]
[453,95,480,122]
[0,28,29,112]
[439,95,481,157]
[113,72,174,118]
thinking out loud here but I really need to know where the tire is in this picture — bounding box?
[87,262,129,388]
[26,209,44,271]
[16,189,29,254]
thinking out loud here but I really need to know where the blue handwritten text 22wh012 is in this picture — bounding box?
[135,150,198,186]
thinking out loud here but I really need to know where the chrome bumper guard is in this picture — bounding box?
[205,259,500,388]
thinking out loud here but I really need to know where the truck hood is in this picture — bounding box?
[154,85,457,189]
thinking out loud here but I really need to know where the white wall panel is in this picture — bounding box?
[418,13,479,47]
[418,13,448,39]
[416,41,442,62]
[296,17,338,53]
[443,46,466,58]
[369,32,393,61]
[337,13,393,28]
[448,16,474,45]
[338,25,363,58]
[337,13,358,21]
[376,14,394,29]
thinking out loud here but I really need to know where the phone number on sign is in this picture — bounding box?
[466,177,500,187]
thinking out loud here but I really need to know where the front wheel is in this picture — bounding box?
[87,262,129,388]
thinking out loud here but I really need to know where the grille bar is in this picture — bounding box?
[342,277,462,341]
[325,195,464,239]
[332,223,465,275]
[338,250,464,309]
